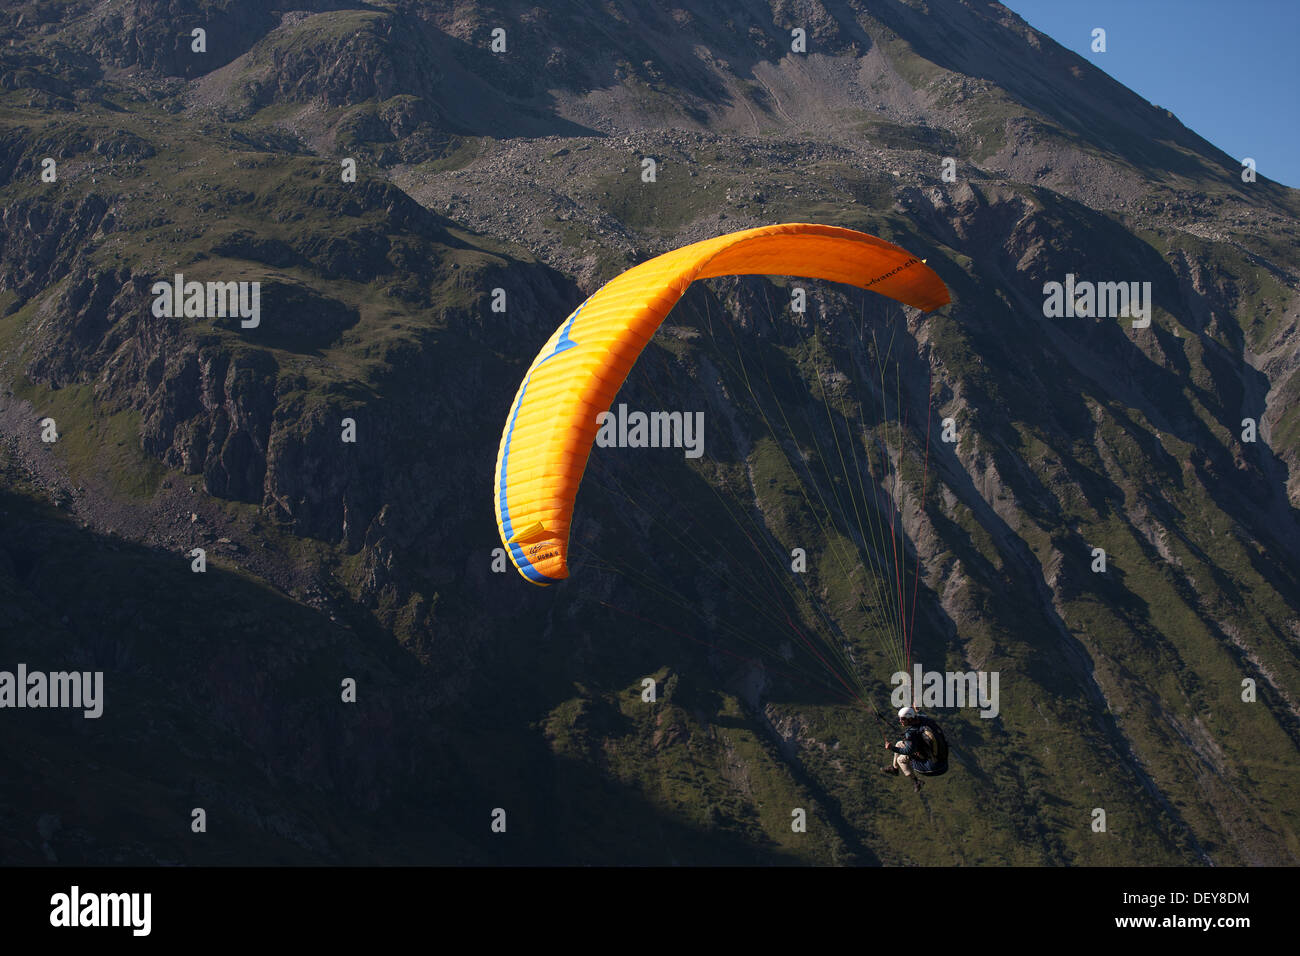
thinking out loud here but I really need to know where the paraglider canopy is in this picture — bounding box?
[494,222,950,585]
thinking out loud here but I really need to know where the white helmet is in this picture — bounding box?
[898,706,917,720]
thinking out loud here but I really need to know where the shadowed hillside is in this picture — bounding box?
[1,0,1297,865]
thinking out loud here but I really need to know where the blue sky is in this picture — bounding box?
[999,0,1299,187]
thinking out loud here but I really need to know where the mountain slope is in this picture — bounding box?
[1,0,1297,864]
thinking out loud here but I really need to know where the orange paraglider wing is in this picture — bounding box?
[494,222,949,585]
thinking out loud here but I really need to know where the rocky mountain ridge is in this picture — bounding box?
[0,0,1297,865]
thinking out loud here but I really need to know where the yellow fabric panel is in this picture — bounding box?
[495,223,949,585]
